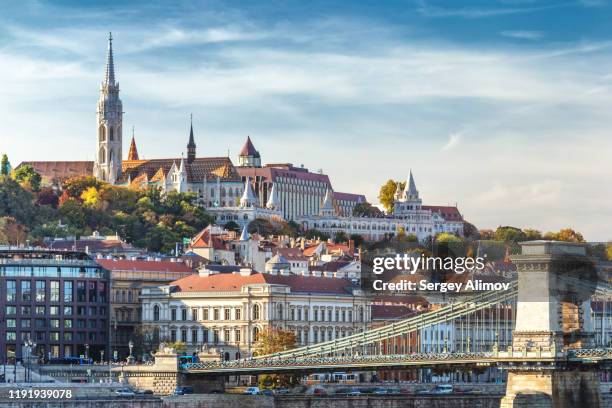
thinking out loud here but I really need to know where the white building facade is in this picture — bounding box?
[140,269,371,359]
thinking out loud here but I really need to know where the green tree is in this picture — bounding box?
[224,221,240,232]
[304,229,329,241]
[12,165,42,191]
[349,233,364,247]
[255,329,298,389]
[248,218,276,236]
[378,179,404,213]
[0,154,10,175]
[0,176,36,226]
[333,231,349,243]
[522,228,542,241]
[352,202,382,217]
[436,233,463,243]
[543,228,585,243]
[494,226,526,243]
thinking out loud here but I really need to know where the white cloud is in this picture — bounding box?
[442,132,462,151]
[1,6,611,240]
[500,30,544,40]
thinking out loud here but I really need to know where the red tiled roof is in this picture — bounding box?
[302,243,350,257]
[190,227,228,250]
[273,247,307,261]
[422,205,463,222]
[372,304,418,320]
[372,295,429,307]
[96,259,194,273]
[18,161,93,181]
[170,272,353,294]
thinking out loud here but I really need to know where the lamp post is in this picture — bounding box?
[85,344,89,361]
[128,340,134,364]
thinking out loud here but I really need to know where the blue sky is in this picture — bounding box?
[0,0,611,240]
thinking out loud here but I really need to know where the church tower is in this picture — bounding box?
[94,32,123,183]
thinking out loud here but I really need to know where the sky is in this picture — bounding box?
[0,0,611,240]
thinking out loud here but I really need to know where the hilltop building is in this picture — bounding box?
[297,172,464,241]
[234,137,365,220]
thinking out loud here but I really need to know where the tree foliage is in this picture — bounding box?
[378,179,404,213]
[352,202,382,217]
[255,328,298,389]
[12,165,42,192]
[0,154,10,176]
[0,175,213,253]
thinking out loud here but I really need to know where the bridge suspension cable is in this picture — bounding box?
[256,281,519,360]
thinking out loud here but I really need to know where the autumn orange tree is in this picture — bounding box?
[255,328,298,389]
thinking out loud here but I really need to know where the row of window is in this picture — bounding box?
[5,281,106,303]
[5,318,106,329]
[6,331,104,343]
[6,305,106,317]
[155,304,367,323]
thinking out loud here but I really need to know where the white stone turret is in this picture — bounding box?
[239,225,249,241]
[266,183,280,210]
[319,188,336,217]
[402,170,419,202]
[240,177,258,208]
[176,156,187,193]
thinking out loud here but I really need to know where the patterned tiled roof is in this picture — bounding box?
[18,161,93,182]
[120,157,240,184]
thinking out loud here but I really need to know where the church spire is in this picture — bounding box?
[187,113,196,163]
[104,32,116,87]
[127,127,139,161]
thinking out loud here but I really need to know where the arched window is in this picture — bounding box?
[109,127,114,141]
[224,352,230,361]
[153,305,160,321]
[99,147,106,164]
[235,352,241,360]
[252,304,260,320]
[253,327,260,342]
[99,125,105,142]
[277,303,283,320]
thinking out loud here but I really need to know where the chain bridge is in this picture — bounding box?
[182,241,611,407]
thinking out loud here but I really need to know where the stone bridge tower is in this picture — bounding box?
[501,240,601,408]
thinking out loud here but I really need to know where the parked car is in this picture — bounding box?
[433,384,454,394]
[136,389,153,395]
[372,387,388,395]
[115,388,135,397]
[274,388,290,394]
[173,386,194,395]
[312,387,327,396]
[243,387,261,395]
[347,387,361,396]
[261,389,274,396]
